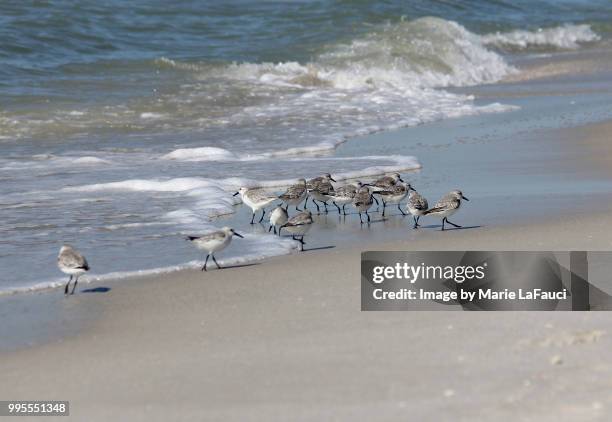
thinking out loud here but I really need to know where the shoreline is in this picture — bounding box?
[2,209,612,420]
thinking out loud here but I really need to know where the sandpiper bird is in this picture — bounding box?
[187,227,243,271]
[306,173,336,214]
[424,190,469,231]
[278,210,313,251]
[58,244,90,295]
[353,185,375,224]
[268,205,288,235]
[407,187,428,229]
[234,187,277,224]
[330,180,364,215]
[374,182,411,217]
[279,178,308,212]
[371,172,403,191]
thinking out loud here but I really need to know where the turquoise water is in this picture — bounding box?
[1,0,611,293]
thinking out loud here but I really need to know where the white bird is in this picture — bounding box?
[187,227,244,271]
[279,178,308,212]
[234,187,278,224]
[268,205,288,235]
[279,210,313,251]
[424,190,469,231]
[330,181,364,215]
[58,244,90,295]
[306,173,336,214]
[352,185,375,224]
[407,187,429,229]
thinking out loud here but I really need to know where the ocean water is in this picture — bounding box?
[1,0,612,294]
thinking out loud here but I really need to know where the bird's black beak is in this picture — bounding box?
[398,177,404,182]
[462,195,469,201]
[233,192,239,197]
[330,177,336,182]
[409,185,416,192]
[362,183,372,187]
[233,232,244,238]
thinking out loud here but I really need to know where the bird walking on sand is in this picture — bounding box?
[268,205,288,235]
[330,181,363,215]
[374,182,410,216]
[353,185,375,224]
[424,190,469,231]
[279,178,308,212]
[187,227,244,271]
[407,187,428,229]
[58,244,90,295]
[279,210,313,251]
[234,187,277,224]
[306,173,336,214]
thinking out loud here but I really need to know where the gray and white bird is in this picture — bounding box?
[234,187,278,224]
[371,173,403,191]
[330,180,364,215]
[279,178,308,212]
[374,182,410,216]
[424,190,469,231]
[187,227,244,271]
[306,173,336,214]
[268,205,288,235]
[407,187,429,229]
[352,185,375,224]
[278,210,313,251]
[58,244,90,295]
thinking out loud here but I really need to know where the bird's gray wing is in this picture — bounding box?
[188,231,225,242]
[60,249,89,270]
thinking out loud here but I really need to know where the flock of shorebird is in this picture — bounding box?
[57,172,468,294]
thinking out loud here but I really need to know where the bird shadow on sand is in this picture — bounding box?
[81,287,111,293]
[434,224,482,231]
[218,263,261,270]
[302,245,336,252]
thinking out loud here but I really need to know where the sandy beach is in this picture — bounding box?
[2,207,612,421]
[3,3,612,420]
[3,112,612,422]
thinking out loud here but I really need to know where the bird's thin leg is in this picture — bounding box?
[212,254,221,269]
[274,226,278,235]
[323,201,328,214]
[367,211,371,223]
[202,254,210,271]
[268,224,273,232]
[413,216,419,229]
[299,236,305,251]
[71,276,79,295]
[313,199,320,214]
[381,203,386,217]
[445,218,462,228]
[259,209,266,223]
[398,204,406,215]
[416,216,421,227]
[342,204,347,215]
[64,275,73,295]
[372,196,379,205]
[250,212,255,224]
[441,217,446,231]
[359,212,363,224]
[304,197,309,209]
[295,205,302,212]
[333,201,341,213]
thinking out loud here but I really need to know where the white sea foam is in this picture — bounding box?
[482,24,600,50]
[161,146,238,161]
